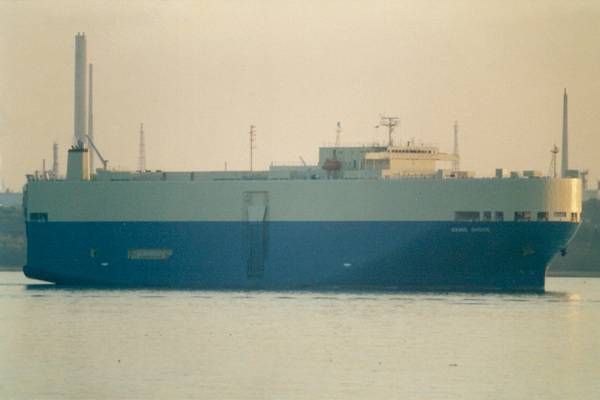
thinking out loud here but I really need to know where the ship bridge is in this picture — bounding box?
[318,143,463,179]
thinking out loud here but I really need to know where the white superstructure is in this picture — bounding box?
[25,141,581,224]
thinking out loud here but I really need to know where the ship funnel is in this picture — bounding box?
[74,33,87,147]
[66,142,90,180]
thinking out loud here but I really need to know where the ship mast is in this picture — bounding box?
[550,144,559,178]
[380,116,400,146]
[138,123,146,172]
[249,125,256,172]
[335,121,342,147]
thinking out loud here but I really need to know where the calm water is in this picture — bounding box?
[1,271,599,399]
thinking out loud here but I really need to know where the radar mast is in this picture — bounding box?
[379,116,400,146]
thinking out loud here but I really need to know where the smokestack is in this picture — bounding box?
[52,142,59,178]
[561,88,568,178]
[73,33,87,146]
[88,63,94,171]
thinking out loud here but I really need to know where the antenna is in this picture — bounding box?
[379,116,400,146]
[452,121,460,172]
[138,123,146,171]
[335,121,342,146]
[549,144,559,178]
[249,125,256,172]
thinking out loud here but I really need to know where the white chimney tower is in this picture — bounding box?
[73,33,87,146]
[52,142,59,178]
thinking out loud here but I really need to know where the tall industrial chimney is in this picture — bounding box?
[88,63,94,171]
[52,142,59,178]
[561,88,568,178]
[73,33,87,146]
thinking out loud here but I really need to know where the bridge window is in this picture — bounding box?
[455,211,480,222]
[515,211,532,222]
[494,211,504,221]
[482,211,492,221]
[128,248,173,260]
[571,212,578,222]
[554,212,567,218]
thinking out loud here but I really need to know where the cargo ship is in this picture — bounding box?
[21,34,581,290]
[23,136,581,290]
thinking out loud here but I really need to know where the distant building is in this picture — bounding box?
[583,181,600,201]
[0,192,22,208]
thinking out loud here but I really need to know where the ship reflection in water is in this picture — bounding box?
[2,271,599,400]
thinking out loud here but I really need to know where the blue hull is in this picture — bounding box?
[24,221,578,291]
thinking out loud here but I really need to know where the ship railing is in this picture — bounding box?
[320,141,440,148]
[320,141,388,148]
[26,171,62,182]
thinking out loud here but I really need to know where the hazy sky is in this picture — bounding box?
[1,0,599,190]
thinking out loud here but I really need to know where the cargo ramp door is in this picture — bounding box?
[244,191,268,278]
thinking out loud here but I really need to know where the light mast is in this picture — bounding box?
[138,123,146,172]
[249,125,256,172]
[452,120,460,172]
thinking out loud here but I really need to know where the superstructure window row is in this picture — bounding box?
[454,211,504,222]
[454,211,577,222]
